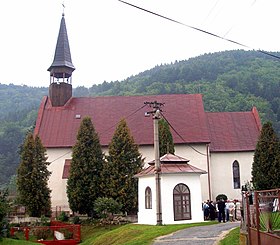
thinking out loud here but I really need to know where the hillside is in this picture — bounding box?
[0,49,279,186]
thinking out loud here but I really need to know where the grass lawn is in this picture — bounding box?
[1,238,38,244]
[2,221,218,245]
[218,227,240,245]
[81,221,217,245]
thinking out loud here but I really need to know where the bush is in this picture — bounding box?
[33,227,52,240]
[216,194,228,201]
[94,197,122,219]
[57,211,69,222]
[72,216,81,224]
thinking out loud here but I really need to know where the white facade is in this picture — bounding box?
[209,151,254,201]
[137,173,204,225]
[46,145,254,213]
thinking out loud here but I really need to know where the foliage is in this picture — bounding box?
[57,211,69,222]
[0,189,9,239]
[104,119,143,214]
[32,227,52,240]
[251,122,280,190]
[16,134,51,217]
[94,197,122,219]
[67,117,104,216]
[158,118,175,157]
[216,194,228,201]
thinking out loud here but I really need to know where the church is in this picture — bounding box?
[34,13,261,219]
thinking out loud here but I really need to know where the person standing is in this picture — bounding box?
[217,199,226,222]
[209,201,216,220]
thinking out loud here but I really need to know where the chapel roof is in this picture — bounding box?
[135,153,207,177]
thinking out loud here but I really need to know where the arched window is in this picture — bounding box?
[173,183,191,221]
[233,160,240,189]
[145,187,152,209]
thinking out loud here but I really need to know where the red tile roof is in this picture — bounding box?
[135,153,206,177]
[148,153,190,165]
[34,94,210,148]
[34,94,261,152]
[206,108,261,152]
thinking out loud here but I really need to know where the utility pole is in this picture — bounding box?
[144,101,164,225]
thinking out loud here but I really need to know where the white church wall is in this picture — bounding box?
[137,173,204,225]
[161,173,204,224]
[137,175,157,225]
[46,148,72,212]
[210,151,254,201]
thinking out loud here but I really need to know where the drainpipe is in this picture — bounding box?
[206,144,212,201]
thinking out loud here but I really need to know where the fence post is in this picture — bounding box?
[246,193,251,245]
[255,191,260,245]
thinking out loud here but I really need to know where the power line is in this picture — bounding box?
[118,0,280,61]
[160,113,207,156]
[49,104,148,164]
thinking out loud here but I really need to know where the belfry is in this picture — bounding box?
[48,12,75,107]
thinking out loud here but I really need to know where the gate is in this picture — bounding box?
[243,188,280,245]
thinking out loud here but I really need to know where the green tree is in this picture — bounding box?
[159,118,175,157]
[104,119,143,214]
[0,189,9,239]
[252,122,280,190]
[67,116,104,216]
[17,134,51,217]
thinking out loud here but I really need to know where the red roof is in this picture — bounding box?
[34,94,210,148]
[34,94,261,152]
[135,153,206,177]
[148,153,190,165]
[206,108,261,152]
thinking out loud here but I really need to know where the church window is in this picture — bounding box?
[173,183,191,221]
[145,187,152,209]
[233,160,240,189]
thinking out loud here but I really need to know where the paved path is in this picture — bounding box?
[153,221,240,245]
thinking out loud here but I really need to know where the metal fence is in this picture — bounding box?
[243,188,280,245]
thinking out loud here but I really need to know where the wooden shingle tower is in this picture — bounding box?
[48,12,75,107]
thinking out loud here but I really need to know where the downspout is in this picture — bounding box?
[206,144,212,201]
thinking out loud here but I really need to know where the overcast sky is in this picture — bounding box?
[1,0,280,88]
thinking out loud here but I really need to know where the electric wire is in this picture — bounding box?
[48,104,148,164]
[118,0,280,61]
[160,112,207,156]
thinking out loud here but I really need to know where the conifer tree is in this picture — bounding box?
[159,118,175,157]
[252,122,280,190]
[105,118,143,214]
[67,117,104,216]
[17,134,51,217]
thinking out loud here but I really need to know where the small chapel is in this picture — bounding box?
[34,12,261,222]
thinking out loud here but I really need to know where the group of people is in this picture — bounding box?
[202,199,240,222]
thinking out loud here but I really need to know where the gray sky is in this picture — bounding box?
[1,0,280,88]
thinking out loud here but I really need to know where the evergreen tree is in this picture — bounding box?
[17,134,51,217]
[105,118,143,214]
[159,118,175,157]
[67,116,104,216]
[252,122,280,190]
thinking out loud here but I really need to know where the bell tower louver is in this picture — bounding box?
[48,13,75,107]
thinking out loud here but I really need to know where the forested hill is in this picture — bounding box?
[0,49,280,186]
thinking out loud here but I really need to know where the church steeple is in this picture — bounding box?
[48,12,75,107]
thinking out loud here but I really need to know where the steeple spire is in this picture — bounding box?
[48,11,75,107]
[48,12,75,83]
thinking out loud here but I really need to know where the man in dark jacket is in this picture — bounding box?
[217,199,226,222]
